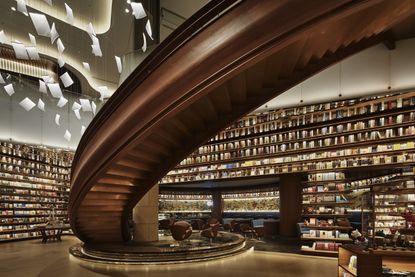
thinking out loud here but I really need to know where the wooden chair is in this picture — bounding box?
[170,221,192,241]
[240,223,257,238]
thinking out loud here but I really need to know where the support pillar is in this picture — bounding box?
[279,174,303,237]
[211,191,223,222]
[132,185,159,242]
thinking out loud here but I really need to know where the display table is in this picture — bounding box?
[338,244,415,276]
[38,225,70,243]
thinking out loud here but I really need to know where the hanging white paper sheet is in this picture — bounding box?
[29,13,51,37]
[4,84,15,96]
[80,99,92,112]
[57,96,68,108]
[37,99,45,111]
[64,3,74,25]
[115,56,122,74]
[82,62,90,72]
[19,97,36,111]
[64,130,71,141]
[55,114,60,126]
[131,2,146,19]
[56,38,65,53]
[60,72,74,88]
[38,80,47,93]
[47,83,63,98]
[12,42,29,60]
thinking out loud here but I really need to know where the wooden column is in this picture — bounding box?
[279,174,303,237]
[132,185,159,242]
[211,191,223,222]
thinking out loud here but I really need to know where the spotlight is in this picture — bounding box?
[125,8,130,13]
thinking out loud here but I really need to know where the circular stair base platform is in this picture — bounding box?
[69,232,251,265]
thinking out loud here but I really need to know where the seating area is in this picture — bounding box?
[159,217,280,242]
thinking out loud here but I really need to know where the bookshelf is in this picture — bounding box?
[0,141,73,242]
[161,92,415,184]
[300,172,354,255]
[300,171,415,255]
[157,91,415,256]
[158,191,212,220]
[158,188,279,220]
[222,189,279,214]
[371,168,415,235]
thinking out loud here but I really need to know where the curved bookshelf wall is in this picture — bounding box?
[161,91,415,255]
[161,92,415,184]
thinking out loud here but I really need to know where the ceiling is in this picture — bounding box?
[257,15,415,112]
[257,37,415,112]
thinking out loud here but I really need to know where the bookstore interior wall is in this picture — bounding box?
[259,38,415,111]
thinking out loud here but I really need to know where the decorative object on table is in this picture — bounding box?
[170,221,192,242]
[401,209,415,229]
[351,229,368,247]
[201,218,221,242]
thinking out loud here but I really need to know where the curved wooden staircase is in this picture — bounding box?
[69,0,415,243]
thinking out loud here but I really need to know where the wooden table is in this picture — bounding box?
[38,226,70,243]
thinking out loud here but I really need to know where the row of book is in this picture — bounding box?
[213,93,415,141]
[0,156,70,173]
[193,124,415,157]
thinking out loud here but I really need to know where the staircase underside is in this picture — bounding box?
[69,0,415,243]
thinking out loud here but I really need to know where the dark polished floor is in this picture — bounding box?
[252,236,302,254]
[1,235,337,277]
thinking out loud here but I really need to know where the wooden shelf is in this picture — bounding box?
[0,141,72,242]
[302,202,352,206]
[302,213,350,217]
[300,247,338,256]
[169,147,415,175]
[203,120,415,157]
[301,237,352,242]
[208,103,415,145]
[0,184,68,193]
[0,221,47,226]
[389,201,415,205]
[338,263,357,276]
[0,176,67,187]
[0,150,71,169]
[304,225,353,230]
[0,167,68,182]
[0,214,67,218]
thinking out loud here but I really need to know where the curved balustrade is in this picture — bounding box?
[69,0,415,242]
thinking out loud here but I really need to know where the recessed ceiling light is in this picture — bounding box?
[11,7,16,11]
[127,0,131,4]
[125,8,129,13]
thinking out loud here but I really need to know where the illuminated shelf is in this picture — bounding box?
[0,141,72,242]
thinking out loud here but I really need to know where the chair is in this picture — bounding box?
[201,222,220,242]
[170,221,192,241]
[240,223,257,238]
[204,217,220,227]
[191,219,205,230]
[230,220,240,232]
